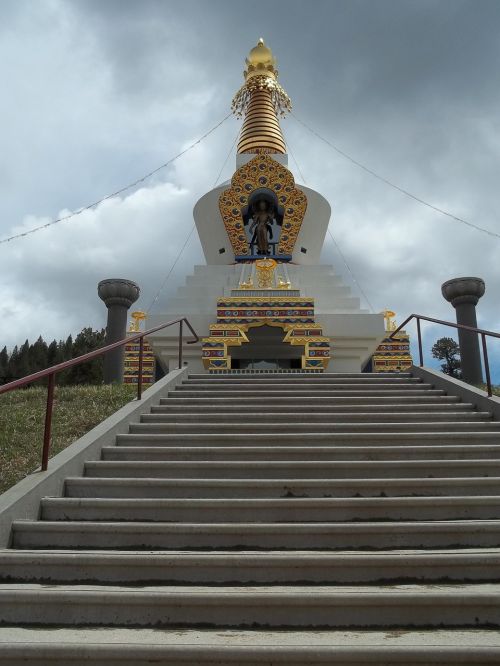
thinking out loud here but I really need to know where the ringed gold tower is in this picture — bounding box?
[149,40,385,371]
[233,38,290,155]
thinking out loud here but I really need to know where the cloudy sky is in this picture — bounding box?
[1,0,500,375]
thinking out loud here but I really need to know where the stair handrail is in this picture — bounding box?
[389,313,498,397]
[0,317,199,470]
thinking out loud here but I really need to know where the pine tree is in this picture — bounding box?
[63,335,73,361]
[56,335,74,385]
[431,337,461,378]
[6,345,19,381]
[0,346,8,383]
[47,340,61,366]
[30,336,48,373]
[66,327,106,385]
[16,340,31,379]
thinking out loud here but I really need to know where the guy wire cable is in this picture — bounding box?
[146,127,240,314]
[285,132,376,313]
[291,112,500,241]
[1,112,233,245]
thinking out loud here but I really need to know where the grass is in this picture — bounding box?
[0,384,137,495]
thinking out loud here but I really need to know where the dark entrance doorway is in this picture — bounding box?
[229,325,304,370]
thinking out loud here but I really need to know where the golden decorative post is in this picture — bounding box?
[123,311,156,386]
[255,258,277,288]
[382,309,397,332]
[128,311,148,333]
[371,310,413,373]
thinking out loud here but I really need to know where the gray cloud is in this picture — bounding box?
[1,0,499,376]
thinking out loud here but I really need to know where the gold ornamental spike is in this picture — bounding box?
[129,310,147,332]
[381,309,397,331]
[232,39,291,155]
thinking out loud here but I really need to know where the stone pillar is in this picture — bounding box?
[98,278,140,384]
[441,277,485,384]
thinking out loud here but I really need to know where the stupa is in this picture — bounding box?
[149,39,385,372]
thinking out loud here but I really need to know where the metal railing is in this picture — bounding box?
[0,317,199,471]
[390,313,498,397]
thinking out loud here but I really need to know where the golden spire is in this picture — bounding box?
[232,39,291,155]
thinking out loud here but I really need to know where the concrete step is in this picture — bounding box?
[116,431,500,448]
[65,476,500,499]
[102,444,500,462]
[39,496,500,523]
[161,395,462,405]
[83,458,500,479]
[5,369,499,650]
[141,411,492,424]
[152,401,473,414]
[188,372,413,381]
[172,387,444,396]
[3,548,500,584]
[181,377,423,385]
[129,421,500,435]
[1,583,500,628]
[1,627,500,665]
[173,384,437,394]
[11,520,500,550]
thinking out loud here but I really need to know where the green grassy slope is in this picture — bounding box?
[0,384,136,494]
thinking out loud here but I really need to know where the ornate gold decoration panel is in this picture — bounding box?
[371,311,413,373]
[202,320,329,372]
[255,258,277,288]
[218,154,307,256]
[201,295,330,372]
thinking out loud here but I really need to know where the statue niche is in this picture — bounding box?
[242,189,284,257]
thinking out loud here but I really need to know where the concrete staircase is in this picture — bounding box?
[2,371,500,663]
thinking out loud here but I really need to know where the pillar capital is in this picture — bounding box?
[441,276,485,384]
[98,278,140,309]
[441,277,485,308]
[98,278,140,384]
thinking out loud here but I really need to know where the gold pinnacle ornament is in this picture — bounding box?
[128,311,147,333]
[232,39,291,155]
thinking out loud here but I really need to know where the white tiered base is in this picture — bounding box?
[148,264,385,373]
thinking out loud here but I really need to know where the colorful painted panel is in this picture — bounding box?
[219,154,307,256]
[123,338,156,385]
[201,314,331,372]
[216,296,315,324]
[372,332,413,373]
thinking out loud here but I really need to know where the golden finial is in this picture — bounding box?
[128,310,147,333]
[231,38,291,120]
[245,38,277,78]
[381,309,397,331]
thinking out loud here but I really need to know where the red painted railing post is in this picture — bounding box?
[416,318,424,366]
[42,373,55,471]
[481,333,493,397]
[137,336,144,400]
[178,319,184,369]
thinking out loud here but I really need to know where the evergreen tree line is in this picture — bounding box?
[0,327,106,386]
